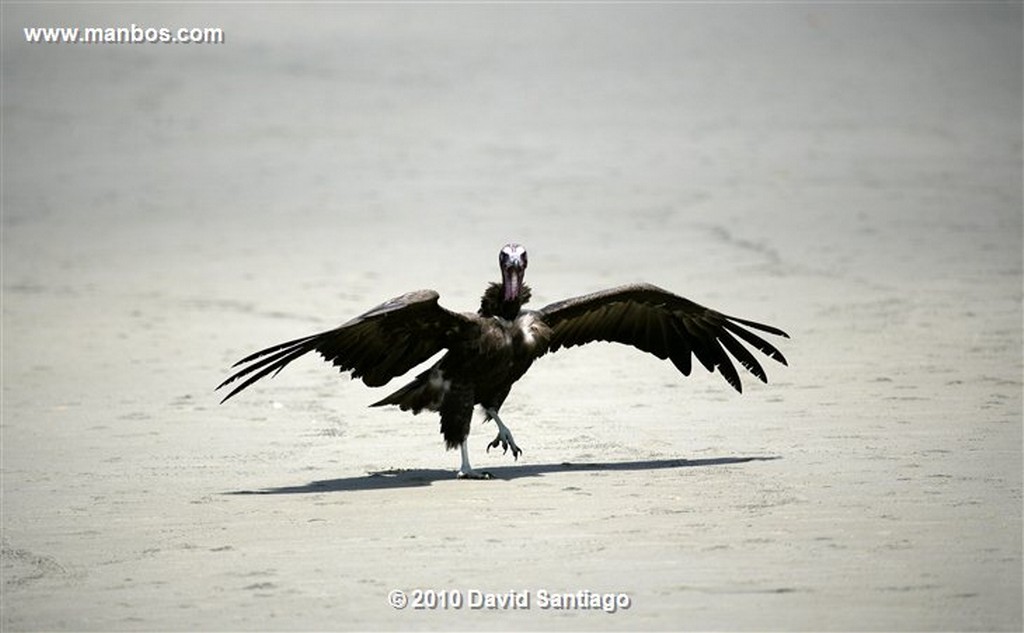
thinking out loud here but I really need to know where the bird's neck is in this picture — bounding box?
[480,282,531,320]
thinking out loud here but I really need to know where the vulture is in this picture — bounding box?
[218,243,789,479]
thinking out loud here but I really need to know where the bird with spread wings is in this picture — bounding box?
[218,243,789,478]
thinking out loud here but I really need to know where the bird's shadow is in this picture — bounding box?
[225,456,780,495]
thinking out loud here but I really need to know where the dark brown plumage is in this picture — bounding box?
[217,243,789,478]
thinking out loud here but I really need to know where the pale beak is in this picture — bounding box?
[502,262,524,302]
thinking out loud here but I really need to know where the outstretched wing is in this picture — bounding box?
[217,290,473,403]
[537,283,789,393]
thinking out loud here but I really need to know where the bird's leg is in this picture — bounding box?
[456,442,492,480]
[484,408,522,460]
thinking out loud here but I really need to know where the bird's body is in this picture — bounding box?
[218,244,789,478]
[371,289,551,455]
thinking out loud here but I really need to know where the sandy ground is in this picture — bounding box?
[2,3,1021,631]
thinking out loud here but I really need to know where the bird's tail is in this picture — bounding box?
[369,362,449,413]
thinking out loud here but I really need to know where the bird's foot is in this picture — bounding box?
[486,426,522,460]
[456,443,493,480]
[483,408,523,460]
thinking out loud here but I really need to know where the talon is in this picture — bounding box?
[486,433,521,460]
[482,409,523,462]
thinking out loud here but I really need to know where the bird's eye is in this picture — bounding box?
[521,252,528,267]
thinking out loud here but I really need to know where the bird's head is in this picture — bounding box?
[499,243,528,303]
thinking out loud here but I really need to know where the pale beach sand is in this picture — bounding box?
[2,3,1021,631]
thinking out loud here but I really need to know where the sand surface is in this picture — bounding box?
[2,3,1021,631]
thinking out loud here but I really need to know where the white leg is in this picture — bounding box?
[485,408,510,435]
[456,442,492,479]
[459,442,473,477]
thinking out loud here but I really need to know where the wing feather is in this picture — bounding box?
[217,290,472,402]
[538,283,788,392]
[722,319,789,366]
[717,329,767,385]
[219,343,320,403]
